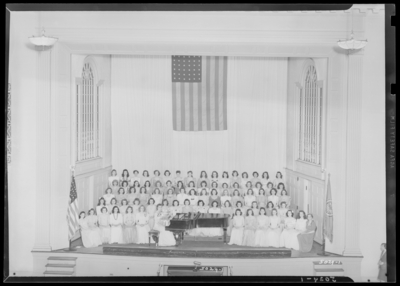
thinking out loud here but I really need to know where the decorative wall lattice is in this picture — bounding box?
[7,83,11,164]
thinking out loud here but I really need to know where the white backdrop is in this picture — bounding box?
[111,55,287,177]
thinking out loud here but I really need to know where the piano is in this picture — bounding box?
[165,212,230,245]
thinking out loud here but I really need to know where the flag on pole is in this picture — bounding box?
[171,55,228,131]
[323,175,333,243]
[67,174,80,241]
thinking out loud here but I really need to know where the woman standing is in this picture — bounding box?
[228,209,245,246]
[151,170,163,187]
[210,171,219,186]
[108,169,119,187]
[123,206,137,244]
[184,171,196,187]
[181,199,193,214]
[111,180,120,195]
[153,209,176,246]
[86,208,103,246]
[108,198,119,214]
[177,188,189,207]
[220,189,232,207]
[231,189,244,209]
[265,201,275,217]
[257,188,268,209]
[250,201,259,217]
[126,187,137,206]
[221,201,233,236]
[209,189,221,208]
[279,210,297,249]
[96,198,108,216]
[278,202,289,223]
[251,172,261,187]
[279,189,291,208]
[241,172,250,190]
[297,213,317,252]
[244,189,257,208]
[135,205,150,244]
[197,171,210,188]
[79,212,101,248]
[147,198,157,229]
[170,200,182,215]
[129,170,141,186]
[165,188,176,207]
[260,172,270,190]
[98,207,111,244]
[151,188,163,207]
[188,188,199,206]
[243,209,257,246]
[120,169,130,185]
[220,172,230,188]
[116,188,126,206]
[265,208,282,247]
[273,171,284,187]
[139,187,149,206]
[207,201,224,236]
[131,198,141,214]
[254,207,269,247]
[109,206,124,244]
[198,188,210,207]
[231,170,241,188]
[161,199,170,213]
[103,188,115,206]
[377,243,387,282]
[119,199,129,218]
[267,189,280,209]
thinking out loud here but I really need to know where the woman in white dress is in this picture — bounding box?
[152,181,162,196]
[174,170,184,187]
[244,189,257,208]
[120,180,130,196]
[111,180,120,195]
[210,171,219,186]
[139,187,149,207]
[273,171,284,188]
[278,202,289,223]
[197,181,208,196]
[108,198,119,214]
[86,208,103,246]
[220,183,229,197]
[98,207,111,244]
[184,171,196,187]
[260,172,270,190]
[250,201,259,217]
[267,189,280,209]
[165,188,176,207]
[103,188,115,206]
[147,198,157,229]
[289,210,307,250]
[241,172,250,190]
[230,170,241,189]
[235,201,247,217]
[192,200,209,236]
[129,170,141,186]
[243,209,257,246]
[116,188,126,206]
[230,182,241,196]
[220,172,230,188]
[254,182,263,196]
[220,189,232,207]
[257,188,268,209]
[96,198,108,216]
[280,209,297,249]
[251,172,261,187]
[78,212,102,248]
[131,198,141,215]
[126,187,138,206]
[153,208,176,246]
[119,199,129,218]
[265,208,282,247]
[164,181,174,196]
[210,181,219,195]
[206,201,224,236]
[142,169,150,184]
[151,170,163,187]
[169,200,182,216]
[177,188,189,206]
[197,171,210,188]
[163,170,172,187]
[228,209,245,246]
[120,169,130,185]
[198,188,210,207]
[188,188,199,206]
[151,188,163,207]
[276,183,286,198]
[123,206,137,244]
[231,189,244,209]
[266,182,274,197]
[254,207,270,247]
[135,205,150,244]
[108,169,119,188]
[109,206,124,244]
[221,201,233,236]
[181,199,193,214]
[279,189,291,209]
[161,199,170,213]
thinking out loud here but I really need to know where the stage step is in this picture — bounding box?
[313,261,344,276]
[44,256,77,276]
[47,256,77,265]
[45,264,76,272]
[44,270,75,277]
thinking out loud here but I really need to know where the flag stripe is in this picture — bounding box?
[222,56,228,130]
[172,82,177,130]
[184,83,190,131]
[175,84,181,131]
[209,57,216,131]
[218,57,224,130]
[205,56,211,130]
[189,83,194,131]
[198,83,203,131]
[201,60,207,130]
[67,175,79,241]
[193,82,198,131]
[180,82,185,131]
[214,57,220,130]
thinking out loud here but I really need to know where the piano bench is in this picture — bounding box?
[148,230,160,247]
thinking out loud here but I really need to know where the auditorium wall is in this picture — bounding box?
[111,56,288,178]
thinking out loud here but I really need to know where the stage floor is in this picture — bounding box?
[55,241,340,259]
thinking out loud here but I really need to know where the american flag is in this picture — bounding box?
[67,175,80,240]
[172,55,228,131]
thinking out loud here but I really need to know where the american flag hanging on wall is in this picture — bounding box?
[172,55,228,131]
[67,175,80,241]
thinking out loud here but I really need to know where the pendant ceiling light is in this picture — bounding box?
[337,8,368,50]
[29,29,58,48]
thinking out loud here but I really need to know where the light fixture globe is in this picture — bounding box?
[29,29,58,47]
[337,33,368,50]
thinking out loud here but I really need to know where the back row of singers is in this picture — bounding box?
[100,186,292,210]
[108,169,285,189]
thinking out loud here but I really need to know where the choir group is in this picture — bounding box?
[77,169,317,252]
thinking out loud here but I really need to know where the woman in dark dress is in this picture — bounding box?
[297,213,317,252]
[377,243,387,282]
